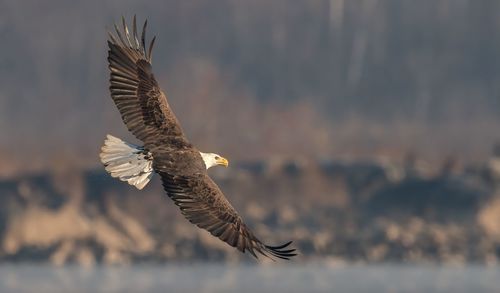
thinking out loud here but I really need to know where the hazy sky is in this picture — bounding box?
[1,0,500,172]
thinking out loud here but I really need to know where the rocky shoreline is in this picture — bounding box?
[0,158,499,265]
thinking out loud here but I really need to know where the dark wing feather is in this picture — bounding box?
[107,16,185,144]
[160,172,297,260]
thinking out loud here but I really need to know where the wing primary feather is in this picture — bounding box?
[228,232,239,247]
[247,246,258,258]
[254,246,271,259]
[263,241,297,260]
[108,33,118,45]
[219,227,234,242]
[272,248,296,254]
[114,23,127,47]
[141,20,148,55]
[133,15,140,49]
[265,241,293,250]
[148,36,156,62]
[122,16,132,47]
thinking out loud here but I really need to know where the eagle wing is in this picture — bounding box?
[108,17,296,260]
[107,17,185,144]
[160,171,296,260]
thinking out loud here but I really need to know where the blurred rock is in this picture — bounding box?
[0,158,499,264]
[478,196,500,241]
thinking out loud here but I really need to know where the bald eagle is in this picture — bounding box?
[99,17,296,260]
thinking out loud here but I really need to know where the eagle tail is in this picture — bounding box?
[99,134,154,190]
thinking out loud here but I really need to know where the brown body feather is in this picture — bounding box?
[106,16,296,260]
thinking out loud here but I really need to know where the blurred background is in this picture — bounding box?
[1,0,500,292]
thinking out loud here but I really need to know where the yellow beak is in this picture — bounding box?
[216,157,229,167]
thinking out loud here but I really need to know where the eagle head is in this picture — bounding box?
[200,152,229,169]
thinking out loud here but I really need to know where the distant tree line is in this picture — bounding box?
[0,0,499,171]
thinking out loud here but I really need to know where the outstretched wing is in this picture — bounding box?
[107,16,185,144]
[160,172,297,260]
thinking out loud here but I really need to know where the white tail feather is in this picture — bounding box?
[100,135,154,190]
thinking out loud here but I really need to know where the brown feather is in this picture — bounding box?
[158,171,296,260]
[107,18,187,146]
[107,17,296,261]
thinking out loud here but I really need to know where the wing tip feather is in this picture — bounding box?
[263,240,297,260]
[107,16,154,63]
[159,172,297,261]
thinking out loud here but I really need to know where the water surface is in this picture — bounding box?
[0,263,498,293]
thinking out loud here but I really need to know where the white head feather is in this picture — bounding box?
[200,152,229,169]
